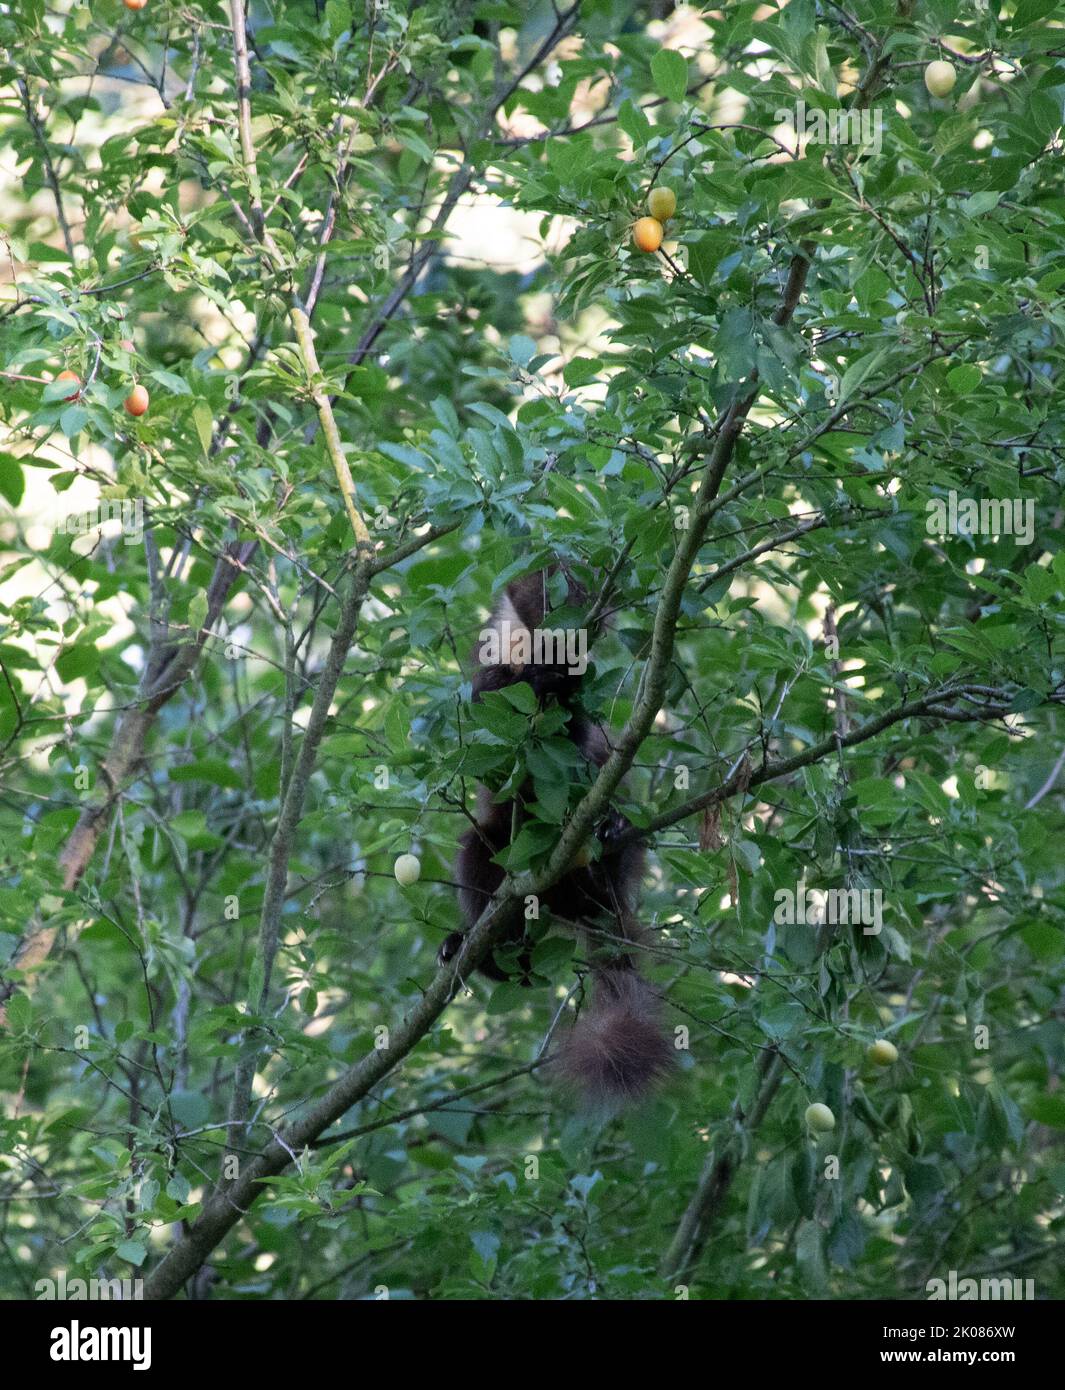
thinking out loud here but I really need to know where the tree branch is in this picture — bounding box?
[659,1050,786,1283]
[0,540,257,1022]
[622,685,1014,847]
[143,884,528,1298]
[17,78,75,258]
[221,556,374,1163]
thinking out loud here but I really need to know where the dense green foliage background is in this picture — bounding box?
[2,0,1065,1300]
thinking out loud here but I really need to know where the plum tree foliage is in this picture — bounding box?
[1,0,1065,1301]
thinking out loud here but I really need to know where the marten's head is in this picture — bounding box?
[471,568,591,706]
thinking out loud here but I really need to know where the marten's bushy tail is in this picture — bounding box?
[556,967,674,1106]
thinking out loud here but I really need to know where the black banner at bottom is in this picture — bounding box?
[8,1294,1059,1374]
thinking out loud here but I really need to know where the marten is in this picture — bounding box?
[438,567,673,1105]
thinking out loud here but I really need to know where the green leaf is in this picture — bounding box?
[170,810,224,850]
[650,49,688,104]
[1026,1093,1065,1129]
[946,364,981,394]
[1009,687,1044,712]
[169,758,244,790]
[5,992,32,1032]
[0,455,24,507]
[796,1219,828,1292]
[617,97,653,148]
[325,0,350,39]
[839,346,890,402]
[149,369,190,395]
[55,644,101,684]
[193,401,213,456]
[961,192,1001,218]
[1012,0,1060,29]
[188,592,208,634]
[60,406,88,438]
[562,355,600,387]
[508,335,537,368]
[689,233,727,288]
[485,981,528,1015]
[43,377,82,402]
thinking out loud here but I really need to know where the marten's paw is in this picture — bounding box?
[437,932,465,968]
[437,931,531,984]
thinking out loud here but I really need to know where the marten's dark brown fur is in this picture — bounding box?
[439,568,673,1104]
